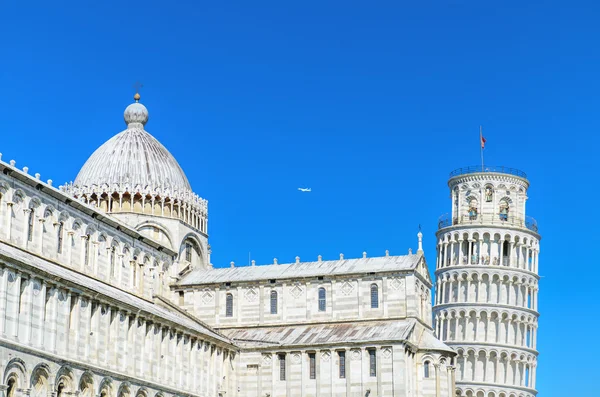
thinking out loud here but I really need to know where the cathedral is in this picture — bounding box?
[0,95,539,397]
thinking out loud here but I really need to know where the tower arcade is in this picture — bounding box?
[433,166,540,397]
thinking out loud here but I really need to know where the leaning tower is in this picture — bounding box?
[433,166,540,397]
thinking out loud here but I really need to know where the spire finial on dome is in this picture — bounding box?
[133,81,143,102]
[124,85,148,126]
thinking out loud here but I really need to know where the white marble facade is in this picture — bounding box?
[433,169,540,397]
[0,96,540,397]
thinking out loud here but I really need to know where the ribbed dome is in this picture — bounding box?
[74,99,192,192]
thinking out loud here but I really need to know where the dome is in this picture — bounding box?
[74,96,192,192]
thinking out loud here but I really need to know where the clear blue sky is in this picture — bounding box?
[1,1,597,394]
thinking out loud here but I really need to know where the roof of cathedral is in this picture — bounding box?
[177,254,423,285]
[220,319,416,348]
[0,241,231,346]
[416,328,455,353]
[73,95,192,193]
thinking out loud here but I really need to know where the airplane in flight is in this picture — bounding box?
[298,188,312,192]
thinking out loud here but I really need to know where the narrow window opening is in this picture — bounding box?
[110,247,116,277]
[370,284,379,309]
[338,351,346,379]
[226,293,233,317]
[270,290,278,314]
[424,360,430,378]
[132,262,137,287]
[84,235,90,267]
[27,209,35,241]
[278,353,286,381]
[368,349,376,377]
[309,352,316,379]
[185,242,193,262]
[318,287,326,312]
[179,291,185,306]
[57,222,64,254]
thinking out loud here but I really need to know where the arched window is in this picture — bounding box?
[499,199,509,221]
[502,240,510,265]
[484,185,494,202]
[424,361,430,378]
[57,222,64,254]
[468,198,478,220]
[370,284,379,309]
[226,293,233,317]
[318,287,326,312]
[270,290,278,314]
[27,209,35,241]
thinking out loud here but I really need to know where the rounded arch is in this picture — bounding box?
[54,366,75,397]
[71,218,83,231]
[11,189,25,204]
[30,363,51,397]
[135,387,149,397]
[78,371,95,397]
[134,220,174,249]
[43,205,56,219]
[116,382,132,397]
[97,377,114,397]
[4,358,27,387]
[28,196,42,209]
[84,224,97,237]
[179,233,204,268]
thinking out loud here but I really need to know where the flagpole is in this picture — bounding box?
[480,125,484,172]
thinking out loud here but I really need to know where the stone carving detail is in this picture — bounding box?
[321,351,331,362]
[32,280,42,296]
[202,289,214,304]
[390,277,404,291]
[7,271,16,284]
[292,353,302,364]
[263,354,272,365]
[245,288,258,302]
[290,284,303,299]
[351,349,361,361]
[382,348,392,359]
[341,281,354,296]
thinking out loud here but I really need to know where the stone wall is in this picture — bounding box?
[235,344,454,397]
[178,272,433,329]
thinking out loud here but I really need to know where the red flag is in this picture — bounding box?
[481,134,486,149]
